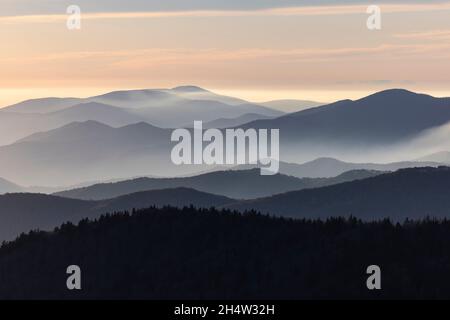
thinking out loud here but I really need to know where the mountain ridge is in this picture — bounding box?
[241,89,450,147]
[0,187,235,242]
[3,166,450,242]
[0,86,282,145]
[225,166,450,221]
[54,168,383,200]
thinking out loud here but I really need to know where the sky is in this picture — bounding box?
[1,0,450,106]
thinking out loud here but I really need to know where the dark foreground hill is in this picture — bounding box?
[0,188,233,242]
[4,167,450,242]
[1,206,450,299]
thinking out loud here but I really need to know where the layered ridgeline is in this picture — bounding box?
[226,166,450,221]
[0,88,449,186]
[243,89,450,145]
[0,121,178,186]
[239,89,450,162]
[54,168,383,200]
[0,118,438,186]
[234,157,440,178]
[259,99,324,113]
[2,206,450,299]
[2,167,450,242]
[0,188,233,242]
[0,86,283,146]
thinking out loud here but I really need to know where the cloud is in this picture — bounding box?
[1,42,449,89]
[1,0,449,16]
[2,2,450,24]
[2,44,441,65]
[394,30,450,41]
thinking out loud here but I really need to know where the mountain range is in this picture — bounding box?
[0,86,282,145]
[1,88,449,186]
[0,122,442,187]
[0,188,233,242]
[54,168,382,200]
[241,89,450,156]
[226,166,450,221]
[233,157,440,178]
[0,121,177,186]
[2,166,450,242]
[2,87,450,151]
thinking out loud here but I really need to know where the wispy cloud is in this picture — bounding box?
[394,30,450,41]
[2,2,450,24]
[2,43,449,83]
[3,44,445,65]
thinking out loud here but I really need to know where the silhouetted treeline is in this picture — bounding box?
[1,206,450,299]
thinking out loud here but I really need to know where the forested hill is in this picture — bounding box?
[1,206,450,299]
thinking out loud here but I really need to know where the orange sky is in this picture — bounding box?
[1,2,450,106]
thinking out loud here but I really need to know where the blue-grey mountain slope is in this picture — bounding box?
[0,121,175,186]
[234,157,440,178]
[0,86,282,144]
[54,168,382,200]
[243,89,450,146]
[226,166,450,221]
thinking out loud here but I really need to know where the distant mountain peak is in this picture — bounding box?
[118,121,163,131]
[171,85,209,93]
[63,120,113,129]
[360,88,430,101]
[379,88,415,94]
[94,89,162,99]
[309,157,346,164]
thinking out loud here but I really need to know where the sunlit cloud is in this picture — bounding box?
[2,1,450,104]
[3,43,448,66]
[2,42,450,90]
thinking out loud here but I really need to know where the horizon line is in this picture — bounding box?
[1,86,450,109]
